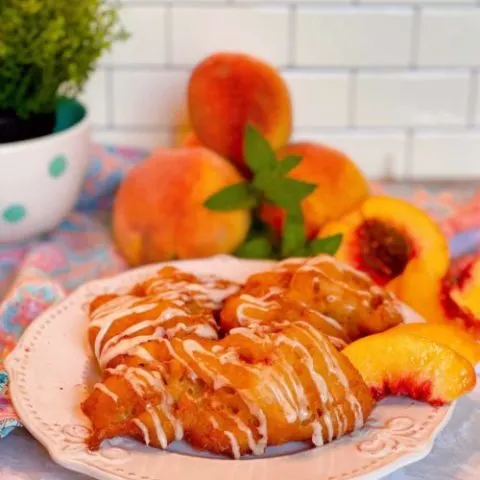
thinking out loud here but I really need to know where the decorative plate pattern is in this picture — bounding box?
[5,255,455,480]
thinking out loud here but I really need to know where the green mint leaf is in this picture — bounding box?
[276,155,302,176]
[264,178,317,210]
[281,211,307,257]
[284,178,317,200]
[236,235,274,259]
[244,123,277,174]
[309,234,343,256]
[251,169,273,191]
[204,183,258,211]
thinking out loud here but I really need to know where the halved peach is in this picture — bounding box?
[389,323,480,367]
[397,257,480,339]
[449,256,480,319]
[320,196,450,287]
[342,330,476,405]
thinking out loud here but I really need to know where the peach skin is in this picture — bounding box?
[260,142,370,239]
[178,131,202,147]
[343,330,476,406]
[188,52,292,175]
[113,147,251,265]
[173,108,202,148]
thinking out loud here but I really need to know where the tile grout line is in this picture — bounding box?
[404,128,415,180]
[97,0,480,177]
[97,64,477,73]
[287,4,297,68]
[114,1,478,6]
[348,69,358,128]
[92,125,480,134]
[409,5,421,70]
[164,2,173,67]
[467,68,478,128]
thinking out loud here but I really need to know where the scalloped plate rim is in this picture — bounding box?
[5,254,456,480]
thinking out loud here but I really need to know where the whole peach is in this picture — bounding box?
[177,130,202,148]
[260,142,370,239]
[188,52,292,175]
[113,147,251,265]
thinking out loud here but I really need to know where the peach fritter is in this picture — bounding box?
[80,255,408,458]
[83,322,374,457]
[221,255,403,345]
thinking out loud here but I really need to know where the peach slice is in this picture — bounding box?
[188,52,292,175]
[388,323,480,367]
[342,331,476,405]
[320,196,450,287]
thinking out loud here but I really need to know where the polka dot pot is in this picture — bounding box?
[0,100,90,243]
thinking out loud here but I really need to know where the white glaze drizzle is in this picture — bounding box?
[336,405,347,437]
[133,419,150,446]
[280,359,310,421]
[100,330,165,368]
[323,412,334,442]
[231,415,263,455]
[274,335,330,404]
[91,299,157,360]
[93,383,119,403]
[262,367,298,423]
[162,403,184,440]
[166,322,217,339]
[87,262,371,458]
[133,346,156,363]
[209,415,242,459]
[224,431,241,459]
[295,322,364,429]
[147,405,168,449]
[311,421,324,446]
[236,295,277,326]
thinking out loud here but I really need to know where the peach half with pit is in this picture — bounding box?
[319,196,450,288]
[396,256,480,340]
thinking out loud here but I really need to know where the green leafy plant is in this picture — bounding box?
[205,124,343,259]
[0,0,128,119]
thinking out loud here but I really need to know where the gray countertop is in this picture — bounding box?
[1,379,479,480]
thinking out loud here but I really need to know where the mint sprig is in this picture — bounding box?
[204,183,258,211]
[204,123,342,259]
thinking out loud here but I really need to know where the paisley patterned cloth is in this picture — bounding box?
[0,144,479,440]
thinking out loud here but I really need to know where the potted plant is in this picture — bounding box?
[0,0,127,243]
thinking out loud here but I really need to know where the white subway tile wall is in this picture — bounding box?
[87,2,480,180]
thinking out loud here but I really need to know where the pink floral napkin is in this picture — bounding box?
[0,143,479,438]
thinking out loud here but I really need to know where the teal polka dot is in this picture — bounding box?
[3,204,26,223]
[49,154,68,178]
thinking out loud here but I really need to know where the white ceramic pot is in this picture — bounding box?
[0,104,90,244]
